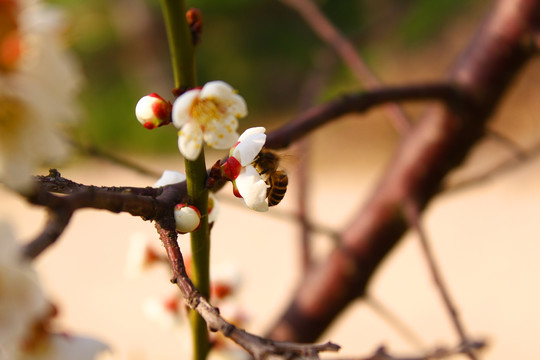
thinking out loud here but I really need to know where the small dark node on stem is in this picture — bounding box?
[221,323,235,337]
[205,160,223,190]
[208,326,219,333]
[172,86,192,98]
[170,277,178,284]
[186,8,203,46]
[48,168,61,178]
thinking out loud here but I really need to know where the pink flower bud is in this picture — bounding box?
[174,204,201,234]
[135,93,172,129]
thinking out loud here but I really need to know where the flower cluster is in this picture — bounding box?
[136,84,284,212]
[0,0,81,191]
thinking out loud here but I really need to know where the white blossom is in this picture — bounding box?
[0,0,81,191]
[124,232,161,279]
[227,127,268,212]
[172,81,246,161]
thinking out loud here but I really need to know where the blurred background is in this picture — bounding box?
[5,0,540,359]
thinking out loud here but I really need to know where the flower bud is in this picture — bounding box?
[221,156,241,180]
[135,93,172,129]
[174,204,201,234]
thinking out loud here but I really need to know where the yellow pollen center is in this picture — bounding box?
[191,98,221,126]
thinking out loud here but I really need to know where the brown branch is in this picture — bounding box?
[267,0,540,343]
[155,220,340,360]
[23,171,188,259]
[280,0,412,133]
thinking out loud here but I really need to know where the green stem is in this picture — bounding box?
[161,0,196,89]
[160,1,210,360]
[185,153,210,360]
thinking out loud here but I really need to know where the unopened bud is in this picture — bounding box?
[135,93,172,129]
[174,204,201,234]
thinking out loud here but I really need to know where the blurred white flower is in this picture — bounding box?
[0,222,49,358]
[225,127,268,212]
[0,0,82,191]
[210,262,241,301]
[124,232,161,279]
[153,170,186,187]
[172,81,246,161]
[142,295,185,330]
[18,334,110,360]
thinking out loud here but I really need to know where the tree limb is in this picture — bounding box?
[266,0,540,343]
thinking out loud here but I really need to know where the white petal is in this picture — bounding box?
[238,127,266,142]
[203,117,239,149]
[232,132,266,166]
[178,122,203,161]
[235,166,268,212]
[171,89,200,129]
[228,93,248,118]
[154,170,186,187]
[135,95,156,124]
[200,81,236,103]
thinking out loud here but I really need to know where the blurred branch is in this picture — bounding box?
[280,0,411,133]
[403,200,477,360]
[156,220,340,360]
[364,295,425,350]
[446,139,540,192]
[329,340,486,360]
[267,0,540,343]
[266,82,468,150]
[295,48,337,272]
[72,140,163,178]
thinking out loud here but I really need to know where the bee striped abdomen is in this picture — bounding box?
[267,170,288,207]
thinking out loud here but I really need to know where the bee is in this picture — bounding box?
[254,149,289,207]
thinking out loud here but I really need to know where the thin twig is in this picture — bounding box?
[446,139,540,192]
[403,200,477,360]
[327,340,486,360]
[280,0,411,133]
[72,140,163,178]
[155,220,340,360]
[485,129,528,160]
[294,47,336,272]
[364,294,426,350]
